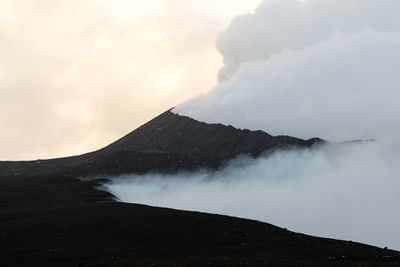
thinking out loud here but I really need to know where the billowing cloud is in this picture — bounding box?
[174,0,400,141]
[106,141,400,250]
[216,0,400,81]
[175,31,400,141]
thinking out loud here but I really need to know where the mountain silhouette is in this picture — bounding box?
[0,109,322,177]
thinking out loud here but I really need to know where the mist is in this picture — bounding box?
[106,141,400,250]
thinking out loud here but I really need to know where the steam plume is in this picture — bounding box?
[174,0,400,141]
[107,142,400,249]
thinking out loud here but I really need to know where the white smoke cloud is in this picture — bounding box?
[106,141,400,250]
[216,0,400,81]
[174,0,400,142]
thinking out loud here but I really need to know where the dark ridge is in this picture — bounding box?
[0,175,398,266]
[0,109,323,177]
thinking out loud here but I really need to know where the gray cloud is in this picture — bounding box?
[106,141,400,250]
[216,0,400,81]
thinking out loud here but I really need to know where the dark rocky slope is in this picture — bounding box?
[0,109,321,177]
[0,175,398,266]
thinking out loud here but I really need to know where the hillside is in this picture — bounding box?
[0,175,398,266]
[0,109,321,177]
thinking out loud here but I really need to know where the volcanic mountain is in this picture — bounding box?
[1,110,399,266]
[0,109,321,177]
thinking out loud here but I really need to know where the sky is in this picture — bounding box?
[0,0,262,160]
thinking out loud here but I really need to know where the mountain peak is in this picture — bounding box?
[0,110,322,177]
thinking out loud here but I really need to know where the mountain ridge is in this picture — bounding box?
[0,109,322,177]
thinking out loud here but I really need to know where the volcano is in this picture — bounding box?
[0,109,321,177]
[0,110,399,266]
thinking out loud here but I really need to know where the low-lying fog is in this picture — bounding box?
[105,141,400,250]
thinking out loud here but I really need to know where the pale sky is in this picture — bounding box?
[0,0,262,160]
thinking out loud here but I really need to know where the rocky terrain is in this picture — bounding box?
[1,110,398,266]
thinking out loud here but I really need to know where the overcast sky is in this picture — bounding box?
[0,0,261,160]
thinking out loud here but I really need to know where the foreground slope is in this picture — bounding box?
[0,110,321,177]
[0,175,399,266]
